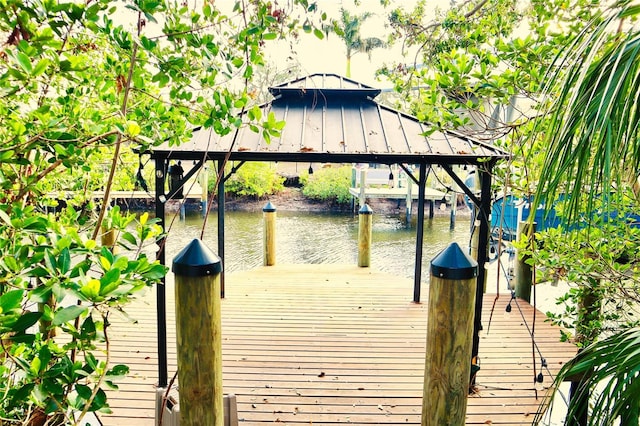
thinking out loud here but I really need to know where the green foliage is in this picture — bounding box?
[0,0,325,423]
[224,162,285,198]
[536,327,640,425]
[528,217,640,346]
[302,165,352,204]
[533,3,640,223]
[523,3,640,424]
[0,206,166,424]
[380,0,606,200]
[381,1,640,424]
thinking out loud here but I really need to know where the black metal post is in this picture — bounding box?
[471,165,493,374]
[154,156,168,388]
[217,159,225,298]
[413,163,427,303]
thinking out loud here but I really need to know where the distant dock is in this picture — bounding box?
[349,166,455,220]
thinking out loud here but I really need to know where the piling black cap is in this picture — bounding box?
[172,238,223,277]
[359,204,373,215]
[263,201,276,212]
[431,242,478,280]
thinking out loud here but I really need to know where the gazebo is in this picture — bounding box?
[150,73,509,388]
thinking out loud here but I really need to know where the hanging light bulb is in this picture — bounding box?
[308,163,314,175]
[388,165,394,188]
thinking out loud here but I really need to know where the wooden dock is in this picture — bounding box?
[100,264,574,425]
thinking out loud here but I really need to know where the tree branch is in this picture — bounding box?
[91,13,142,241]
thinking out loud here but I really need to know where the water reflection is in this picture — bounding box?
[164,210,471,279]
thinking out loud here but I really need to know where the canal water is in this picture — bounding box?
[163,210,472,279]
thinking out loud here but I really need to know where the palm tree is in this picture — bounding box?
[532,2,640,425]
[325,8,387,78]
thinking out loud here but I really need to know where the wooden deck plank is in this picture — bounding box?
[99,264,574,425]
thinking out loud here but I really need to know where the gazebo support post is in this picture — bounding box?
[413,163,428,303]
[471,165,493,380]
[155,156,168,389]
[217,158,226,298]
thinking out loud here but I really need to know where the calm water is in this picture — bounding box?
[163,210,471,279]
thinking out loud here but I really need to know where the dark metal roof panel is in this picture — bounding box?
[153,74,508,164]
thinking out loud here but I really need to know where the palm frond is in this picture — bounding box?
[536,327,640,425]
[534,3,640,223]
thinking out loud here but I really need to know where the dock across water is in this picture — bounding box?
[102,264,574,425]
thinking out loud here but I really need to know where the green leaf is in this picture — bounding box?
[52,305,87,326]
[45,250,57,272]
[121,232,137,247]
[30,357,42,375]
[107,364,129,377]
[81,316,96,339]
[92,388,108,410]
[0,289,23,312]
[75,383,92,400]
[12,384,34,405]
[15,51,32,73]
[313,28,324,40]
[80,279,101,300]
[0,207,11,226]
[29,285,51,303]
[144,264,167,280]
[3,255,18,272]
[11,311,42,333]
[100,268,121,293]
[58,247,71,274]
[263,33,277,40]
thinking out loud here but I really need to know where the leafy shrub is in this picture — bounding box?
[223,162,285,198]
[302,165,352,204]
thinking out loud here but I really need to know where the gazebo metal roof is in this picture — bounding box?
[150,73,507,389]
[153,74,507,165]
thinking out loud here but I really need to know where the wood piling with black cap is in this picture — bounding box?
[172,239,224,426]
[422,242,478,426]
[358,204,373,267]
[263,202,276,266]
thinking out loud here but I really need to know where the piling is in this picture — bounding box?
[514,221,535,302]
[263,201,276,266]
[172,239,224,426]
[406,180,413,223]
[101,226,116,250]
[422,242,478,426]
[358,204,373,267]
[359,169,367,208]
[450,192,457,230]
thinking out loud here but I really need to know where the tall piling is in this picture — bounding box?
[514,221,535,302]
[422,242,478,426]
[263,201,276,266]
[172,239,224,426]
[358,204,373,267]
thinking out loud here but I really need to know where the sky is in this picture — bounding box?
[264,0,444,87]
